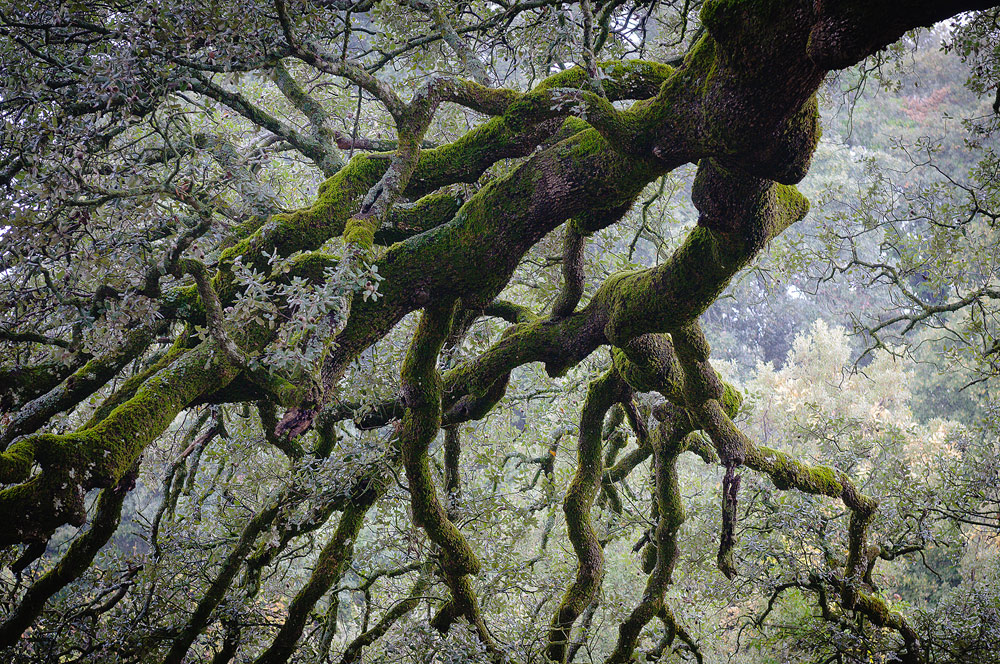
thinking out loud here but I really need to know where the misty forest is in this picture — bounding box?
[1,1,999,663]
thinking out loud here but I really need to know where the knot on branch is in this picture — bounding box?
[611,334,684,400]
[691,159,770,233]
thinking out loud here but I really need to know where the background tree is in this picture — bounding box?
[1,1,998,663]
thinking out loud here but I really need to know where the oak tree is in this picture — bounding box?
[1,1,998,662]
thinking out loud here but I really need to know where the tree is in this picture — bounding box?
[0,1,997,663]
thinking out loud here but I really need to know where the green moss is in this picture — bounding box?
[407,116,517,196]
[772,183,811,230]
[0,438,35,483]
[410,61,669,201]
[654,2,821,184]
[602,175,808,347]
[602,228,725,346]
[248,369,308,409]
[84,335,190,429]
[645,34,716,130]
[749,446,844,496]
[0,338,243,545]
[377,191,462,243]
[401,302,481,579]
[807,465,842,493]
[218,154,385,277]
[611,347,659,393]
[343,215,378,252]
[720,380,743,417]
[610,340,687,404]
[538,60,673,101]
[83,342,238,484]
[281,252,339,285]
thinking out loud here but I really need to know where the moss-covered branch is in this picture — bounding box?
[252,500,374,664]
[399,301,496,649]
[551,223,587,318]
[604,406,687,664]
[177,258,306,407]
[0,464,137,649]
[547,368,629,663]
[3,2,990,657]
[744,443,878,608]
[0,322,164,449]
[0,339,240,546]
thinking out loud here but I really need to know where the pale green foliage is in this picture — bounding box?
[702,321,997,663]
[228,250,382,375]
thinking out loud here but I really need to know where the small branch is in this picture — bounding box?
[551,223,587,318]
[717,463,741,580]
[547,368,629,663]
[580,0,605,97]
[409,0,493,86]
[337,565,433,664]
[0,328,72,348]
[269,60,346,176]
[176,258,305,407]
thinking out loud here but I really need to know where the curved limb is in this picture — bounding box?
[399,301,496,651]
[547,368,629,663]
